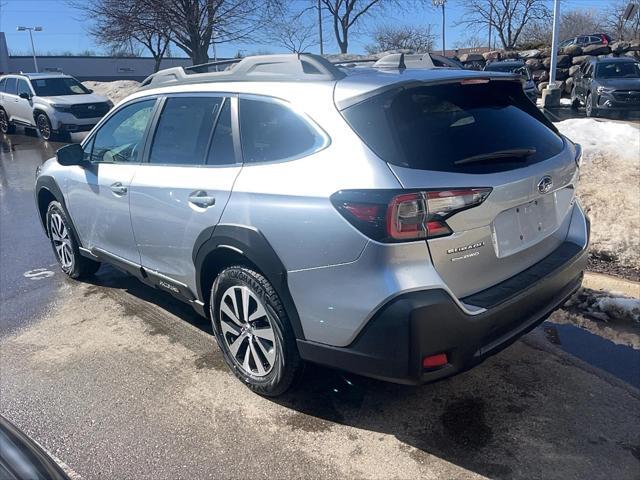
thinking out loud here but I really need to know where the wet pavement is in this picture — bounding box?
[1,129,639,480]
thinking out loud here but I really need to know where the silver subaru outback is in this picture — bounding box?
[34,54,589,396]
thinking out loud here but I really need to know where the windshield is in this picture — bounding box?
[342,81,563,174]
[30,77,91,96]
[596,62,640,79]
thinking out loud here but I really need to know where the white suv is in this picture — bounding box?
[0,73,112,141]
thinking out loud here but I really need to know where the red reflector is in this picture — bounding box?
[423,353,448,369]
[344,203,380,223]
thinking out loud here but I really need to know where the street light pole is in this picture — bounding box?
[318,0,324,56]
[17,26,42,73]
[432,0,446,56]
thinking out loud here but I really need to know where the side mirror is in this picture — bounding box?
[56,143,85,166]
[87,88,94,93]
[19,92,31,100]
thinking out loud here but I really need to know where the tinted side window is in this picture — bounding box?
[4,78,16,94]
[207,99,236,165]
[91,99,155,163]
[17,79,31,97]
[0,78,6,91]
[149,96,221,165]
[239,98,322,163]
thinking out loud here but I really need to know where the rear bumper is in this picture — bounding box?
[297,215,589,385]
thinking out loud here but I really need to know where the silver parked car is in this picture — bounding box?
[34,54,589,396]
[0,73,112,141]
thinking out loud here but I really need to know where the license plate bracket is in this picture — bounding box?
[492,195,558,258]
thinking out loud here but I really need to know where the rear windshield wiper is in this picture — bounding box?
[454,147,537,166]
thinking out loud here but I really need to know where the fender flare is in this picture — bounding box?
[194,224,305,340]
[35,175,84,248]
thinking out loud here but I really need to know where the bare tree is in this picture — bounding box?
[145,0,279,65]
[71,0,171,72]
[264,6,318,53]
[456,0,550,50]
[603,0,640,41]
[320,0,395,54]
[365,24,436,54]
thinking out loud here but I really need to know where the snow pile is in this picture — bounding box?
[596,296,640,322]
[557,118,640,270]
[82,80,141,105]
[564,287,640,323]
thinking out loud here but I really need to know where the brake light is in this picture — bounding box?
[331,188,491,243]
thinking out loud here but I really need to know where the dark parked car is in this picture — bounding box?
[571,57,640,117]
[484,60,538,102]
[559,33,612,49]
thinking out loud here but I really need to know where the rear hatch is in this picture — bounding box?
[340,77,579,298]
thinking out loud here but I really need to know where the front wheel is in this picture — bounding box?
[570,88,580,110]
[210,266,303,396]
[36,113,68,141]
[585,93,598,118]
[46,201,101,278]
[0,109,16,134]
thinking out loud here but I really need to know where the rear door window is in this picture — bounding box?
[342,81,564,174]
[149,96,222,165]
[4,78,16,94]
[0,78,6,91]
[239,97,325,163]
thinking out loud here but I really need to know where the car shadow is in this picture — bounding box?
[78,265,639,480]
[80,264,212,335]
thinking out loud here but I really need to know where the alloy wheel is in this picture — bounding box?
[37,115,51,140]
[219,285,276,377]
[50,212,73,270]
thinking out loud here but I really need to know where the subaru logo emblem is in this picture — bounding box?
[537,175,553,194]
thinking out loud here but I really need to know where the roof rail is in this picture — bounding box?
[139,53,346,89]
[184,58,242,72]
[373,53,406,69]
[333,53,437,70]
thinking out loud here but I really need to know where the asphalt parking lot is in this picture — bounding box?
[1,131,639,480]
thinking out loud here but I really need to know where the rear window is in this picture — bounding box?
[342,81,564,174]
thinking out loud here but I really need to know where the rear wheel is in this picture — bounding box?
[0,109,16,134]
[585,92,598,118]
[46,201,101,278]
[210,266,303,396]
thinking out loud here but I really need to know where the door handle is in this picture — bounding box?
[189,190,215,208]
[110,182,128,195]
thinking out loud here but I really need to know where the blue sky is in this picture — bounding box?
[1,0,614,58]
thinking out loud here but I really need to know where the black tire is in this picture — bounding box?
[210,266,303,396]
[570,88,580,110]
[585,93,598,118]
[46,201,101,279]
[36,113,68,141]
[0,108,16,134]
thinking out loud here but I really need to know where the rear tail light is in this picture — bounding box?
[331,188,491,243]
